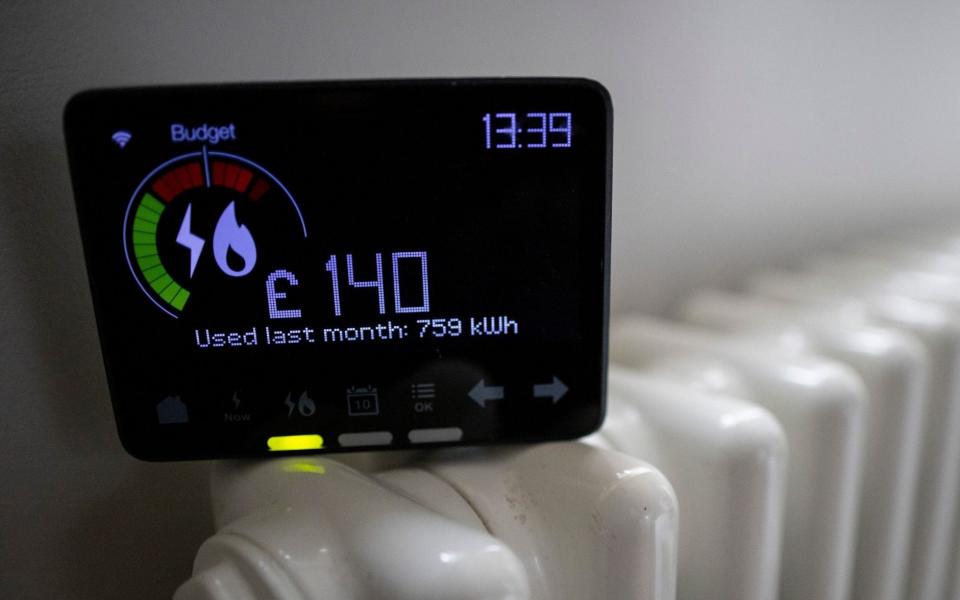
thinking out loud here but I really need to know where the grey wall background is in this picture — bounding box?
[3,1,960,597]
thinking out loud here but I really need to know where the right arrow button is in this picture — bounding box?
[533,376,568,404]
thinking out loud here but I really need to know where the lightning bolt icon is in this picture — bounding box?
[176,204,205,278]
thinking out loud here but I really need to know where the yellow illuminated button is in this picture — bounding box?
[267,434,324,451]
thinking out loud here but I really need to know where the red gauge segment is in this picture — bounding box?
[234,167,253,193]
[173,165,191,190]
[211,160,253,193]
[212,161,226,187]
[224,163,239,188]
[152,177,175,203]
[152,161,205,202]
[249,178,270,201]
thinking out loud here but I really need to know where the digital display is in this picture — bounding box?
[64,79,612,460]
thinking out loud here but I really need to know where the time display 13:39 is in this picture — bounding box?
[482,112,572,149]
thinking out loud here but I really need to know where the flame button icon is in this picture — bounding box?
[213,201,257,277]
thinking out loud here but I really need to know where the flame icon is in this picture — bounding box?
[213,201,257,277]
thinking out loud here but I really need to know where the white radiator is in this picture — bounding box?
[174,230,960,600]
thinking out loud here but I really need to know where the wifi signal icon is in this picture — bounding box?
[111,130,132,149]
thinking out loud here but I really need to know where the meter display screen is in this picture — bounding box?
[64,78,611,460]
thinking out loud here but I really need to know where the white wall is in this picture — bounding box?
[3,1,960,597]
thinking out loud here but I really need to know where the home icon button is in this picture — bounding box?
[157,396,189,425]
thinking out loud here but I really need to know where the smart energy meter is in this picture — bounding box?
[64,78,611,460]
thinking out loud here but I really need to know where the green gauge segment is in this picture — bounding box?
[131,192,190,311]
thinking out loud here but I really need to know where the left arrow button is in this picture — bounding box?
[468,379,505,408]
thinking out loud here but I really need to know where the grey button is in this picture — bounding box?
[408,427,463,444]
[338,431,393,447]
